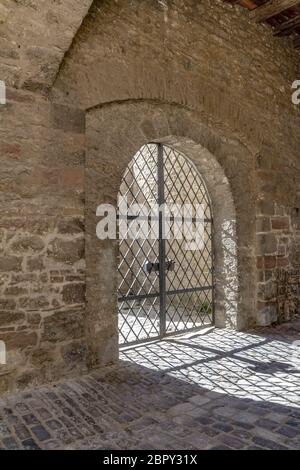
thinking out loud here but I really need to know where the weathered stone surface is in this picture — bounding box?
[1,331,38,349]
[61,283,85,304]
[256,217,271,233]
[4,286,28,296]
[0,299,16,310]
[27,312,41,326]
[47,238,84,264]
[290,242,300,265]
[16,370,40,390]
[10,236,44,254]
[256,234,277,255]
[257,303,277,326]
[26,256,44,271]
[57,218,84,235]
[0,0,93,89]
[30,348,56,367]
[0,373,11,394]
[264,256,277,269]
[60,341,87,367]
[0,311,25,325]
[19,296,49,310]
[271,217,290,231]
[51,104,85,133]
[0,4,9,24]
[0,256,22,272]
[42,310,84,343]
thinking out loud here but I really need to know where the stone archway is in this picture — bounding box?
[85,100,256,369]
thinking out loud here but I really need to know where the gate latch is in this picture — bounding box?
[143,259,175,274]
[143,260,159,274]
[165,259,175,272]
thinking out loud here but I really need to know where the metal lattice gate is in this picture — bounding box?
[118,143,214,346]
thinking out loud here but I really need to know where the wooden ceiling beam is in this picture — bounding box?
[237,0,257,8]
[274,14,300,35]
[249,0,300,23]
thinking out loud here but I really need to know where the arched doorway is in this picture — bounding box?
[118,143,214,345]
[85,101,255,369]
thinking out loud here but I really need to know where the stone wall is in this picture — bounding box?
[53,0,300,329]
[0,0,300,394]
[257,203,300,325]
[0,88,86,394]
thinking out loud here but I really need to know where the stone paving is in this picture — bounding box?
[0,319,299,450]
[119,306,211,345]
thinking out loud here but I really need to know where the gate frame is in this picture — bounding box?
[117,142,215,346]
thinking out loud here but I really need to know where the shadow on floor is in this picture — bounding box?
[0,321,300,450]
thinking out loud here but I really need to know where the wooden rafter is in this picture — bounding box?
[225,0,300,51]
[249,0,300,23]
[274,14,300,35]
[237,0,257,8]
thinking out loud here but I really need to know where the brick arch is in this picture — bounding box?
[85,100,256,369]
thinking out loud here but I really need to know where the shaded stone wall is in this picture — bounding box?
[0,0,299,394]
[0,0,93,91]
[0,88,86,394]
[257,203,300,325]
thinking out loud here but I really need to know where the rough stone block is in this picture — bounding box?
[0,299,16,310]
[62,283,85,304]
[27,256,45,271]
[257,304,277,326]
[271,217,290,231]
[10,236,45,253]
[257,200,274,216]
[51,104,85,133]
[1,331,38,349]
[0,256,22,272]
[0,4,9,24]
[0,311,25,325]
[60,341,87,368]
[256,217,271,233]
[47,238,84,264]
[57,218,84,235]
[42,309,84,343]
[264,256,277,269]
[19,296,49,310]
[30,348,56,367]
[4,286,27,296]
[256,234,277,255]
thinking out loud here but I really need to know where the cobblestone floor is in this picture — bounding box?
[119,307,211,344]
[0,319,300,450]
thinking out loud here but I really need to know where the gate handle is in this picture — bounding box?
[165,259,175,272]
[143,259,175,274]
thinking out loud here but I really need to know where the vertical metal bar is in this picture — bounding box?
[211,220,216,326]
[157,143,166,338]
